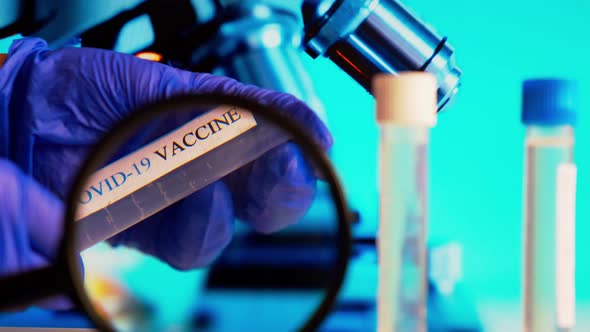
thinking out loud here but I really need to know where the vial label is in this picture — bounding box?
[555,163,576,329]
[75,106,257,220]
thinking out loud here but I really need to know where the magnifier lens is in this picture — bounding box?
[68,99,346,332]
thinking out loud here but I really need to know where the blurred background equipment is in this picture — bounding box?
[522,79,578,332]
[0,0,462,112]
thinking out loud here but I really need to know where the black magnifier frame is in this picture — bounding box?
[0,92,353,332]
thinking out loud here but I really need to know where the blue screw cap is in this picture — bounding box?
[521,79,578,126]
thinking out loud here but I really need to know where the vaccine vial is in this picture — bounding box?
[522,79,578,332]
[74,105,290,251]
[373,72,437,332]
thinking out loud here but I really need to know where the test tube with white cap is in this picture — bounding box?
[373,72,438,332]
[522,79,578,332]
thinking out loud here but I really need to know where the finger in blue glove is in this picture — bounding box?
[0,158,72,309]
[225,142,317,234]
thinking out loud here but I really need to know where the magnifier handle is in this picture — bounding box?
[0,266,69,311]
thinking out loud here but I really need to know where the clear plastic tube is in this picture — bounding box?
[377,125,428,332]
[523,125,574,332]
[74,106,290,251]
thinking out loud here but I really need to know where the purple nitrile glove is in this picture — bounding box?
[0,158,72,310]
[0,37,332,282]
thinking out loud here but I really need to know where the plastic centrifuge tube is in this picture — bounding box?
[373,72,438,332]
[74,105,290,251]
[522,79,578,332]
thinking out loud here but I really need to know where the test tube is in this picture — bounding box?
[522,79,578,332]
[373,72,437,332]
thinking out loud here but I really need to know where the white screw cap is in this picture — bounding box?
[373,72,438,127]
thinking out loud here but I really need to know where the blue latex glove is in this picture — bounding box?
[0,158,72,310]
[0,37,332,277]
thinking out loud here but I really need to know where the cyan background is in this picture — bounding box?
[303,1,589,327]
[1,0,589,328]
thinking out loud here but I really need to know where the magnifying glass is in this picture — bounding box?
[0,93,353,332]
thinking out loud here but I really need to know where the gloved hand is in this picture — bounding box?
[0,38,332,278]
[0,159,63,275]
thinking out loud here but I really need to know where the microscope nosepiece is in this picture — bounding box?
[302,0,462,111]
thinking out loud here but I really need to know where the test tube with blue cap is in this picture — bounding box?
[373,72,437,332]
[522,79,578,332]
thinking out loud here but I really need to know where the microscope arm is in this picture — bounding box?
[0,0,24,36]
